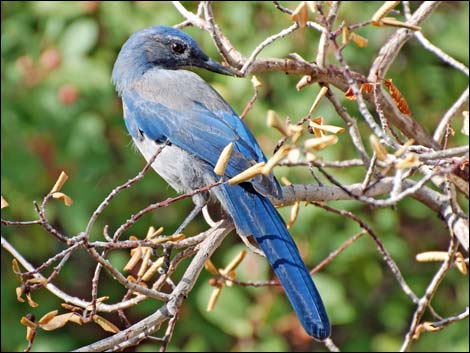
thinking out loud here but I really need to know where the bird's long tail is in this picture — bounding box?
[215,183,330,340]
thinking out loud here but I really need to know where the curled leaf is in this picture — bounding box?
[291,2,309,27]
[395,153,420,169]
[384,79,411,115]
[296,75,313,91]
[416,251,448,262]
[39,313,82,331]
[205,259,219,275]
[220,250,247,275]
[207,285,223,312]
[1,195,9,209]
[228,162,265,185]
[287,201,301,229]
[93,315,120,333]
[123,246,142,272]
[350,32,368,48]
[304,135,338,150]
[251,75,262,89]
[51,171,69,193]
[141,257,165,281]
[267,110,288,136]
[51,192,73,206]
[371,1,401,24]
[369,135,388,161]
[262,145,292,176]
[38,310,59,325]
[214,142,234,176]
[309,86,329,114]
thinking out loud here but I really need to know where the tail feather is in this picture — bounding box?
[215,183,330,340]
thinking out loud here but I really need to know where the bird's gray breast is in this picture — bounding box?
[132,132,216,195]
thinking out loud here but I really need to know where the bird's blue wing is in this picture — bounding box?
[122,89,281,197]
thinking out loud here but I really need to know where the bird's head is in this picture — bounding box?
[112,25,233,91]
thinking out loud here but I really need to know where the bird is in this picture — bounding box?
[112,25,330,340]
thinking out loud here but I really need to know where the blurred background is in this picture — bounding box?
[1,1,468,351]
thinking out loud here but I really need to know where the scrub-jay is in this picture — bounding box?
[112,25,330,340]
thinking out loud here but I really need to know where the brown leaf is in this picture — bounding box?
[344,87,356,100]
[93,315,120,333]
[51,192,73,206]
[384,79,411,115]
[1,195,9,209]
[38,310,59,325]
[39,313,82,331]
[291,2,309,27]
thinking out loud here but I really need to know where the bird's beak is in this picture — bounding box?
[199,57,235,76]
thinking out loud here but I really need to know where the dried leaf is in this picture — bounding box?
[309,120,345,135]
[394,139,415,157]
[220,250,247,275]
[12,258,21,274]
[344,87,356,100]
[395,153,420,169]
[287,148,301,163]
[262,145,292,175]
[288,124,305,143]
[267,110,288,136]
[214,142,234,176]
[305,152,317,162]
[26,277,48,286]
[228,162,265,185]
[16,287,25,302]
[304,135,339,150]
[360,83,373,94]
[454,253,467,275]
[310,116,324,137]
[205,259,219,275]
[137,247,152,277]
[251,75,262,89]
[291,2,309,27]
[384,79,411,115]
[350,32,368,48]
[26,326,36,343]
[342,26,350,45]
[462,111,469,136]
[141,256,165,281]
[379,17,421,31]
[93,315,120,333]
[296,75,313,91]
[309,86,329,114]
[51,171,69,193]
[281,176,292,186]
[207,285,223,311]
[40,313,82,331]
[150,233,185,245]
[306,1,316,13]
[20,316,37,329]
[369,135,388,161]
[413,322,440,340]
[371,1,401,24]
[123,246,142,272]
[416,251,448,262]
[345,83,372,100]
[61,303,82,312]
[146,226,164,239]
[38,310,59,325]
[287,201,300,229]
[1,195,9,209]
[26,293,39,308]
[51,192,73,206]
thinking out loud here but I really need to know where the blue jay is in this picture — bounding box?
[112,25,330,340]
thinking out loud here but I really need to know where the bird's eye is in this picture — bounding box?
[171,42,187,55]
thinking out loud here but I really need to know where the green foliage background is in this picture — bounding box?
[1,1,468,351]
